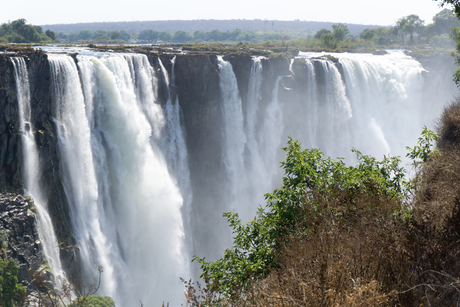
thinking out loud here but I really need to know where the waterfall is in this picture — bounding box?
[160,56,193,274]
[11,57,68,291]
[49,53,187,306]
[10,49,456,306]
[218,56,248,215]
[285,51,430,162]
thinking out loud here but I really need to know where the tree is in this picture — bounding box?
[436,0,460,19]
[138,29,159,42]
[433,8,459,34]
[158,31,172,42]
[332,23,349,41]
[119,30,131,42]
[11,19,26,30]
[360,28,375,40]
[110,31,120,40]
[314,28,331,39]
[405,14,425,44]
[0,258,26,307]
[45,30,57,41]
[68,295,115,307]
[436,1,460,86]
[395,17,408,44]
[193,138,408,299]
[172,30,192,43]
[322,32,337,48]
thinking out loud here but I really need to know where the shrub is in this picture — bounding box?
[192,137,409,301]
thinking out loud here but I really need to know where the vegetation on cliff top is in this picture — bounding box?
[1,8,458,56]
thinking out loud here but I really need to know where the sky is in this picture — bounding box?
[0,0,450,27]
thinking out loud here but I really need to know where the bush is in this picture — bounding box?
[192,137,409,301]
[69,295,115,307]
[0,258,26,307]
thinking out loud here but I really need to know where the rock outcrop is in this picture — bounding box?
[0,193,44,292]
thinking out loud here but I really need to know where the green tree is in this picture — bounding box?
[68,295,115,307]
[437,1,460,86]
[138,29,159,42]
[314,28,331,39]
[360,28,374,40]
[119,30,131,42]
[433,8,459,34]
[194,138,408,299]
[172,30,192,43]
[332,23,349,41]
[45,29,57,41]
[395,17,408,44]
[158,31,172,42]
[322,32,337,48]
[0,258,26,307]
[437,0,460,20]
[193,30,207,41]
[110,30,120,40]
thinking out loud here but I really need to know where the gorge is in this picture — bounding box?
[0,48,457,306]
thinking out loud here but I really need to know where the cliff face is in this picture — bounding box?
[0,52,77,288]
[0,54,22,190]
[0,194,44,292]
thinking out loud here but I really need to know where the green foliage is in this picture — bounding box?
[406,126,439,163]
[314,28,331,39]
[332,23,349,41]
[194,137,408,299]
[433,8,460,35]
[0,231,8,257]
[0,258,26,307]
[321,32,337,48]
[68,295,115,307]
[437,0,460,20]
[0,19,52,43]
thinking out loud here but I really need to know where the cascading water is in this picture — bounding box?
[11,57,68,291]
[218,56,248,216]
[285,51,432,162]
[49,53,187,306]
[160,56,193,262]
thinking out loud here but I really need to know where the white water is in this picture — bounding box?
[160,56,193,261]
[218,56,285,223]
[287,51,433,163]
[11,57,68,291]
[218,56,248,217]
[15,50,456,306]
[49,53,187,306]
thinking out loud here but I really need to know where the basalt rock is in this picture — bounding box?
[0,193,46,292]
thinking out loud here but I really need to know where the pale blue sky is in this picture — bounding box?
[1,0,449,27]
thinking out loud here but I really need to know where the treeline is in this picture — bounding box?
[0,19,56,44]
[0,9,458,49]
[358,9,459,47]
[297,9,459,50]
[52,9,460,49]
[53,28,291,44]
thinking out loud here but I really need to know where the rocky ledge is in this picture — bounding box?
[0,193,47,292]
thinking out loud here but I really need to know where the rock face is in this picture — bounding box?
[0,193,44,292]
[0,54,22,190]
[0,51,76,290]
